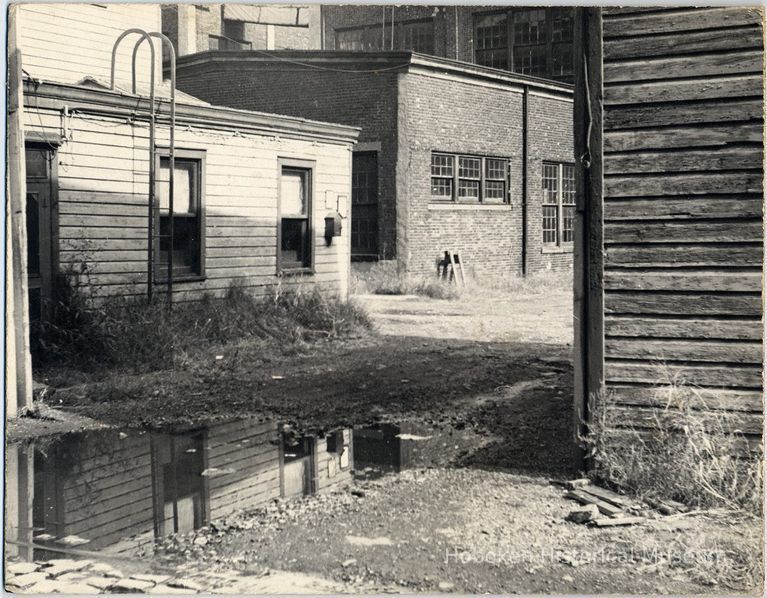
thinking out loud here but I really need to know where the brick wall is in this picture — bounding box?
[322,5,508,61]
[175,60,401,259]
[526,93,575,274]
[398,71,523,279]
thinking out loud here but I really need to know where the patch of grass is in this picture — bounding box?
[581,383,763,515]
[35,276,371,372]
[352,263,462,300]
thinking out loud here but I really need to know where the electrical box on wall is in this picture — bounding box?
[324,211,342,244]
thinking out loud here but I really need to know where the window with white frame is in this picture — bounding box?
[279,161,313,272]
[542,162,575,247]
[431,153,509,203]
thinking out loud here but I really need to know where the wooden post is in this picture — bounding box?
[5,5,33,418]
[572,7,604,456]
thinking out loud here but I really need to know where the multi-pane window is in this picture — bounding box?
[398,19,434,53]
[473,8,574,83]
[280,165,312,271]
[475,13,509,70]
[157,154,204,278]
[431,153,508,203]
[351,152,379,258]
[336,26,382,51]
[541,162,575,247]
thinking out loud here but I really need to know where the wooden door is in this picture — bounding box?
[25,145,55,324]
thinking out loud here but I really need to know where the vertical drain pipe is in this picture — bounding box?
[521,85,529,276]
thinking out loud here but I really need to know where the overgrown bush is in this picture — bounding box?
[34,276,371,372]
[581,383,763,515]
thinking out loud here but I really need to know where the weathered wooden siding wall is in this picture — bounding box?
[55,432,155,551]
[18,3,160,88]
[599,7,764,446]
[23,96,353,300]
[206,420,282,521]
[315,434,354,492]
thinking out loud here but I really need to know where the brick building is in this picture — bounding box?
[322,5,575,84]
[175,51,573,278]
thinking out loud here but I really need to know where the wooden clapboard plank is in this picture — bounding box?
[606,405,764,435]
[604,172,763,198]
[605,75,763,106]
[579,485,636,508]
[604,198,763,221]
[605,99,762,129]
[605,338,763,364]
[604,26,764,60]
[605,123,763,152]
[605,244,763,267]
[608,385,764,412]
[604,51,763,83]
[604,316,762,340]
[602,8,763,38]
[604,292,762,317]
[604,221,762,244]
[605,362,763,388]
[605,147,763,176]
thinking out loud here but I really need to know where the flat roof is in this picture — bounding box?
[23,78,361,145]
[174,50,574,98]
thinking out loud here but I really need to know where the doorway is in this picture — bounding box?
[24,144,56,328]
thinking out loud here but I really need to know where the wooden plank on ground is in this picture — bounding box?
[565,490,624,517]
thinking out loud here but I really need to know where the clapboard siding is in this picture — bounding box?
[206,421,282,519]
[19,3,161,87]
[597,6,764,441]
[25,86,355,300]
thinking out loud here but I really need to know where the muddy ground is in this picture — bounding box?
[9,284,763,594]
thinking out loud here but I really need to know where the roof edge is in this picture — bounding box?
[174,50,574,96]
[23,78,361,144]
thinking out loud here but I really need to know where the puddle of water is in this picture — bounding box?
[5,418,354,564]
[5,417,477,567]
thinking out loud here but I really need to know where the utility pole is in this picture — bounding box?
[5,5,33,417]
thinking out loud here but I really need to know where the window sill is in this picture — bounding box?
[154,274,206,284]
[279,267,314,277]
[428,202,511,211]
[541,245,573,255]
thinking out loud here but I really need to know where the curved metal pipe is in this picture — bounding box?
[133,32,176,308]
[110,29,157,302]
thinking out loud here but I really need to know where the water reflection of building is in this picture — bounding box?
[353,422,437,472]
[5,420,353,559]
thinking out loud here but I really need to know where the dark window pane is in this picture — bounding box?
[398,20,434,53]
[562,206,575,243]
[431,178,453,199]
[485,180,505,200]
[159,215,198,276]
[352,153,378,206]
[281,218,309,268]
[25,148,48,178]
[459,157,481,179]
[513,9,546,45]
[26,192,40,276]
